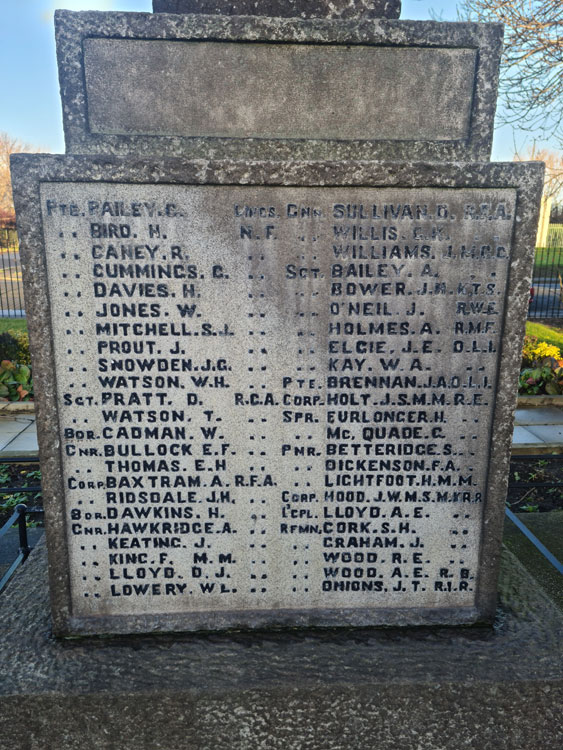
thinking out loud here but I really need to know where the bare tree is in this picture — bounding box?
[513,145,563,200]
[0,132,43,226]
[457,1,563,148]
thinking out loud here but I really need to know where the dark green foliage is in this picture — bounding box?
[0,330,30,365]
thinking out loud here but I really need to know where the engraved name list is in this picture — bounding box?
[40,183,516,622]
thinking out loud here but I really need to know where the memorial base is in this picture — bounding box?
[0,540,561,750]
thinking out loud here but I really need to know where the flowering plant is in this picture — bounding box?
[519,336,563,394]
[522,335,561,366]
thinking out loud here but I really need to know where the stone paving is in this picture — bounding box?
[0,415,38,454]
[513,407,563,446]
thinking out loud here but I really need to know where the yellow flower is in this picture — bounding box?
[532,342,561,360]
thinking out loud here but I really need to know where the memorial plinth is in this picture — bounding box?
[11,156,544,636]
[55,11,502,162]
[1,540,562,750]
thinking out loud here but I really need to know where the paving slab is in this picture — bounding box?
[0,416,36,453]
[525,424,563,443]
[512,426,545,444]
[514,407,563,425]
[0,416,35,434]
[4,439,39,456]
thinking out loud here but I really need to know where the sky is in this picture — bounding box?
[0,0,555,161]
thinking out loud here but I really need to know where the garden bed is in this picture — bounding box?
[0,462,41,527]
[507,455,563,513]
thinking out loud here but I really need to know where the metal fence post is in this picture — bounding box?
[16,503,30,560]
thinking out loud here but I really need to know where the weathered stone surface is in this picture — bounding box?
[55,11,502,161]
[10,155,544,636]
[0,540,561,749]
[84,40,476,142]
[152,0,402,19]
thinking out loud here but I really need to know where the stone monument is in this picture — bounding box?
[11,155,543,636]
[56,9,501,161]
[4,2,561,748]
[10,1,544,638]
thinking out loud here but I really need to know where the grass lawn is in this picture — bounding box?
[526,321,563,350]
[0,317,27,334]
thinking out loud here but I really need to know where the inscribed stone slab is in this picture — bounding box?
[152,0,402,18]
[55,11,502,161]
[10,157,544,636]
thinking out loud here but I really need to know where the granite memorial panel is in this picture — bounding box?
[55,10,502,162]
[152,0,402,19]
[10,156,544,636]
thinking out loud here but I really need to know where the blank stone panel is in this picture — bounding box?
[55,11,503,161]
[83,40,476,142]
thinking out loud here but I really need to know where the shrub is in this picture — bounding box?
[522,335,561,367]
[519,364,563,395]
[0,360,33,401]
[519,335,563,394]
[0,330,30,365]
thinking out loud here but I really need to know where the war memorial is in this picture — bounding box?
[2,2,562,748]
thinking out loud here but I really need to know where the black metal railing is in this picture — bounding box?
[505,453,563,575]
[0,227,25,318]
[529,244,563,319]
[505,507,563,574]
[0,504,44,594]
[5,224,563,322]
[0,455,42,593]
